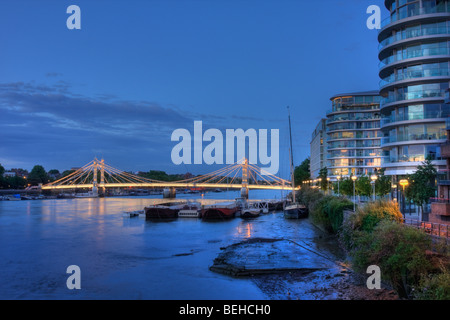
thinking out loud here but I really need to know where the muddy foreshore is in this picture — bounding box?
[210,236,399,300]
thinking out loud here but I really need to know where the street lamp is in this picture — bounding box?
[370,174,378,201]
[336,175,341,196]
[351,175,357,211]
[391,183,397,202]
[399,179,409,219]
[327,177,330,194]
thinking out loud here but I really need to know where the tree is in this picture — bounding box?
[294,158,310,186]
[356,175,371,197]
[338,177,354,197]
[375,169,392,197]
[28,165,49,186]
[0,163,5,177]
[318,167,328,191]
[404,158,437,213]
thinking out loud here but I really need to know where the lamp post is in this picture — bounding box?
[327,177,330,194]
[391,183,397,202]
[336,175,341,196]
[399,179,409,219]
[370,174,378,201]
[351,175,357,211]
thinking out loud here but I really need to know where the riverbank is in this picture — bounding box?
[209,234,400,300]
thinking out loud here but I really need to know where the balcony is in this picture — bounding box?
[379,68,450,89]
[379,47,450,70]
[380,6,450,30]
[381,89,445,107]
[379,25,450,51]
[381,131,447,145]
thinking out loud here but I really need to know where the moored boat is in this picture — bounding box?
[283,203,308,219]
[240,207,260,218]
[283,106,307,219]
[178,202,202,218]
[201,202,238,220]
[144,203,185,219]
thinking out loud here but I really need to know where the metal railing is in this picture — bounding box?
[403,218,450,239]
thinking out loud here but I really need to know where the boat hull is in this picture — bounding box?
[240,209,260,219]
[144,206,180,219]
[283,205,308,219]
[202,207,237,219]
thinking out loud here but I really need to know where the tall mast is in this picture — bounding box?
[288,106,296,202]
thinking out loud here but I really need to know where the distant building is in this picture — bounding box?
[326,91,383,180]
[310,119,327,179]
[3,171,16,178]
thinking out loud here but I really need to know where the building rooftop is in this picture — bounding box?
[330,90,380,101]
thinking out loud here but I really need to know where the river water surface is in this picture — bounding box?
[0,190,344,300]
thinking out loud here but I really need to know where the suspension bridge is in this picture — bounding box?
[41,158,297,198]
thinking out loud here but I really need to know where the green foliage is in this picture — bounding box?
[340,199,449,299]
[359,200,403,232]
[337,177,354,197]
[3,176,27,189]
[340,200,403,256]
[297,188,352,233]
[28,165,49,186]
[405,158,437,210]
[355,175,371,197]
[375,169,392,197]
[0,163,4,176]
[318,167,328,191]
[346,220,433,298]
[415,270,450,300]
[140,170,186,182]
[294,158,310,186]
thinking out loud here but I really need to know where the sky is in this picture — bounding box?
[0,0,386,179]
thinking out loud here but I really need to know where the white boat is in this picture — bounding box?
[178,202,201,218]
[75,191,98,198]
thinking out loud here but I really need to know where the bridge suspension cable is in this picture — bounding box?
[41,158,295,191]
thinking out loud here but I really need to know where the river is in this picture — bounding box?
[0,190,347,300]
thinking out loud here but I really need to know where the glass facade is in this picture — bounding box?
[379,0,450,176]
[326,92,382,179]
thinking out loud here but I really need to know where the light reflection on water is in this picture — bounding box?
[0,190,341,300]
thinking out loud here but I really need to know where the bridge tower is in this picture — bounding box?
[92,159,98,196]
[99,159,105,195]
[240,158,249,199]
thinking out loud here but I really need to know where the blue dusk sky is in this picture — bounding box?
[0,0,386,178]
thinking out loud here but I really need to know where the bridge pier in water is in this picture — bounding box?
[240,187,248,199]
[163,187,176,199]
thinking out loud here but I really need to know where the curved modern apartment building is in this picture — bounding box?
[378,0,450,177]
[327,92,383,180]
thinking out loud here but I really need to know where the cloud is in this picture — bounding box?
[0,81,289,173]
[0,81,196,171]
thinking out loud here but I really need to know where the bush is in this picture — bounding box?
[305,194,353,234]
[347,220,433,298]
[340,200,402,251]
[349,200,402,233]
[415,270,450,300]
